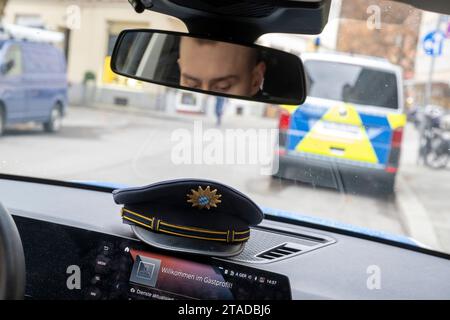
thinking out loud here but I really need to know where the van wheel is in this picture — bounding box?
[44,105,62,133]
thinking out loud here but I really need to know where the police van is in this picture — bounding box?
[275,53,406,192]
[0,24,67,136]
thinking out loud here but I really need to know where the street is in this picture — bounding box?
[0,105,448,253]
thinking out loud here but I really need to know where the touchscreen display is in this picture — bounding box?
[127,249,291,300]
[15,215,291,300]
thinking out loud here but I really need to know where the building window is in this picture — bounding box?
[15,14,44,28]
[102,21,149,87]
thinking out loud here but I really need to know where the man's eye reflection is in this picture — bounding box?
[181,75,239,94]
[177,36,266,97]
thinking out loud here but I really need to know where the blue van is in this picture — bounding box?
[0,40,67,136]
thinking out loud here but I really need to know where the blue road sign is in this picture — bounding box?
[423,30,446,56]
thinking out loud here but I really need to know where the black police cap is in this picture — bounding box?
[113,179,264,256]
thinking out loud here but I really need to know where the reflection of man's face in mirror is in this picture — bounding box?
[178,37,266,97]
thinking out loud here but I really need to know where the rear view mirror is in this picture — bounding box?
[111,29,307,105]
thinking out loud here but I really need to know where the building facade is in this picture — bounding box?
[3,0,186,107]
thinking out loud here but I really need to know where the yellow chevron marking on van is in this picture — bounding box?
[296,103,378,164]
[387,113,406,130]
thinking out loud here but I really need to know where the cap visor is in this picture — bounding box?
[132,226,245,257]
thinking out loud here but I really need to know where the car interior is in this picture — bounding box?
[1,0,450,301]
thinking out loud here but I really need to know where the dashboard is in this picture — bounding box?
[16,215,290,300]
[1,176,450,299]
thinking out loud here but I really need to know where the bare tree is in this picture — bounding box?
[337,0,422,78]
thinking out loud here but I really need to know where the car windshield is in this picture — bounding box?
[0,0,449,255]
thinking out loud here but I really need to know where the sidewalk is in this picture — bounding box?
[74,102,207,124]
[71,102,278,129]
[395,123,450,252]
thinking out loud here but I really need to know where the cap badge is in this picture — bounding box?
[187,186,222,210]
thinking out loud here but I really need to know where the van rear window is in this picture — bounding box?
[304,60,399,109]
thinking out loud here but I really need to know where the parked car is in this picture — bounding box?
[275,53,406,193]
[0,39,67,136]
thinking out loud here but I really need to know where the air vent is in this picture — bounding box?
[225,227,336,263]
[256,243,303,260]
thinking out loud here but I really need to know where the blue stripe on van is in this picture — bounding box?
[359,113,392,165]
[288,103,327,151]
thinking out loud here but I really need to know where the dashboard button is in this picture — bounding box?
[94,255,111,274]
[91,275,102,285]
[99,242,114,256]
[119,242,131,252]
[86,287,102,300]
